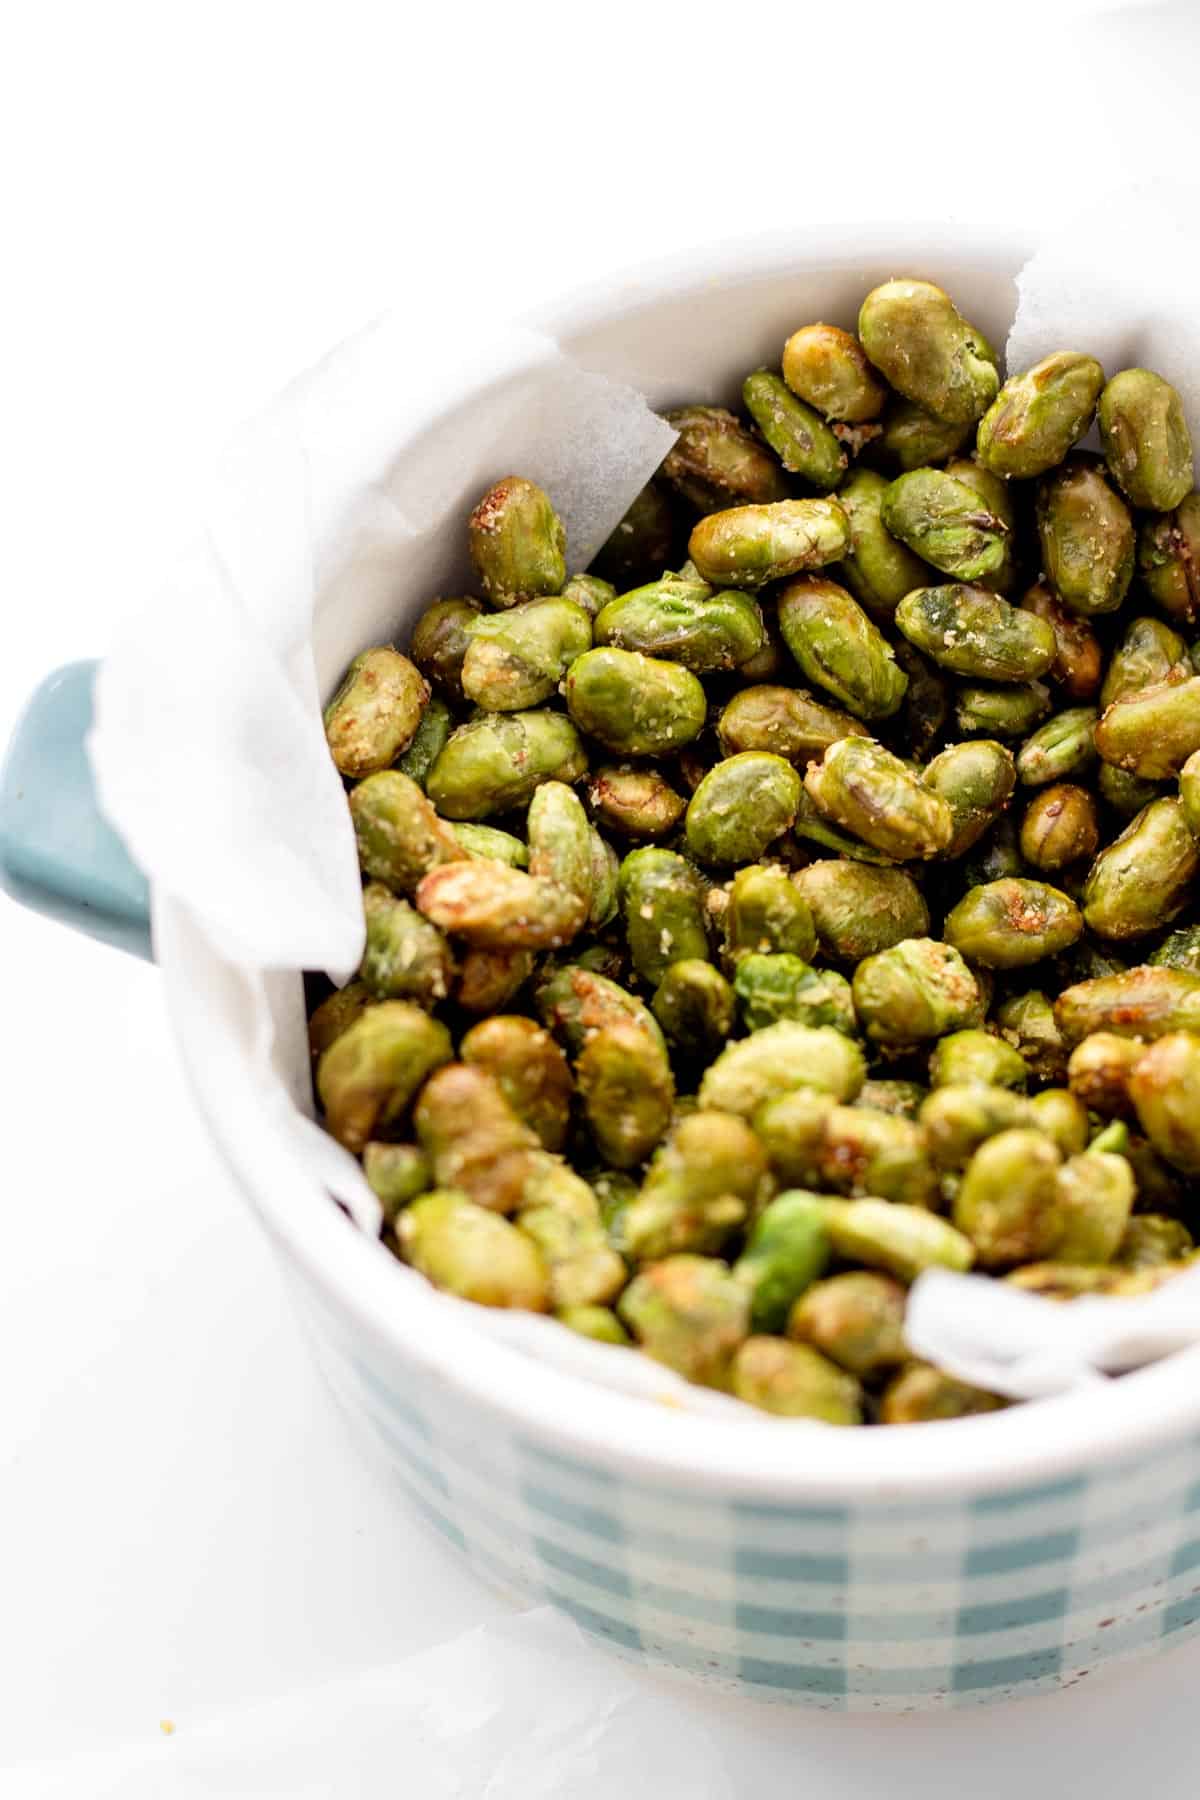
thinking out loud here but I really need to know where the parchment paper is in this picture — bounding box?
[8,1608,738,1799]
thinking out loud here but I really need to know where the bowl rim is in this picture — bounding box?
[521,213,1034,352]
[157,221,1200,1501]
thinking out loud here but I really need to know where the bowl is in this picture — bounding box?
[9,223,1200,1711]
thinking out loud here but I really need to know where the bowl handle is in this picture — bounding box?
[0,660,152,959]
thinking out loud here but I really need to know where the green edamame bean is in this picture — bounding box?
[1028,1088,1090,1156]
[943,878,1083,969]
[816,1105,937,1207]
[409,598,483,703]
[956,682,1053,739]
[733,954,856,1036]
[924,739,1016,857]
[317,1002,453,1153]
[778,576,908,720]
[527,780,594,908]
[787,1272,907,1378]
[468,476,566,605]
[685,752,802,865]
[880,1363,1004,1423]
[1138,492,1200,626]
[324,648,430,778]
[852,938,983,1046]
[716,683,868,764]
[564,648,707,756]
[1068,1031,1142,1118]
[461,597,592,710]
[732,1337,863,1421]
[1082,797,1199,940]
[398,1191,550,1310]
[450,823,529,868]
[576,1020,675,1170]
[586,764,686,840]
[362,1142,432,1218]
[624,1112,769,1261]
[953,1129,1064,1270]
[993,989,1069,1084]
[1056,967,1200,1045]
[688,498,850,589]
[733,1191,832,1334]
[833,466,929,618]
[413,1063,544,1214]
[752,1090,835,1186]
[896,585,1056,683]
[919,1084,1037,1171]
[395,694,453,788]
[781,323,887,423]
[1100,616,1188,710]
[870,398,972,471]
[1117,1212,1195,1270]
[1015,708,1097,786]
[1129,1031,1200,1174]
[455,948,535,1016]
[929,1028,1029,1091]
[1019,784,1100,872]
[359,883,455,1005]
[618,846,711,985]
[1180,749,1200,837]
[858,278,999,424]
[617,1254,750,1388]
[857,1080,928,1121]
[805,738,953,861]
[594,575,765,672]
[976,351,1105,479]
[1020,584,1103,701]
[460,1015,574,1152]
[792,860,929,962]
[1052,1149,1134,1263]
[1095,676,1200,781]
[742,369,847,492]
[535,963,666,1057]
[561,573,617,618]
[1098,760,1163,817]
[821,1198,975,1282]
[427,709,587,820]
[416,858,587,950]
[557,1306,631,1346]
[651,959,736,1059]
[1099,368,1194,512]
[881,470,1009,582]
[723,862,817,962]
[698,1021,865,1117]
[1036,457,1134,617]
[517,1161,629,1310]
[660,406,790,513]
[349,766,467,892]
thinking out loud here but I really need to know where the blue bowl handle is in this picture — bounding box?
[0,661,153,960]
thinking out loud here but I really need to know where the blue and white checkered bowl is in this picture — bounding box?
[159,227,1200,1708]
[17,224,1200,1709]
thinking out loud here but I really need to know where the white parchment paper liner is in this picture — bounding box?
[90,203,1200,1414]
[7,1608,738,1799]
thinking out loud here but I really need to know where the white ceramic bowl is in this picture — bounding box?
[15,223,1200,1709]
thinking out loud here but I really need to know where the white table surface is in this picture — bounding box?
[5,1,1200,1790]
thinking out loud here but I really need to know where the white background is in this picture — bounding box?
[3,1,1200,1790]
